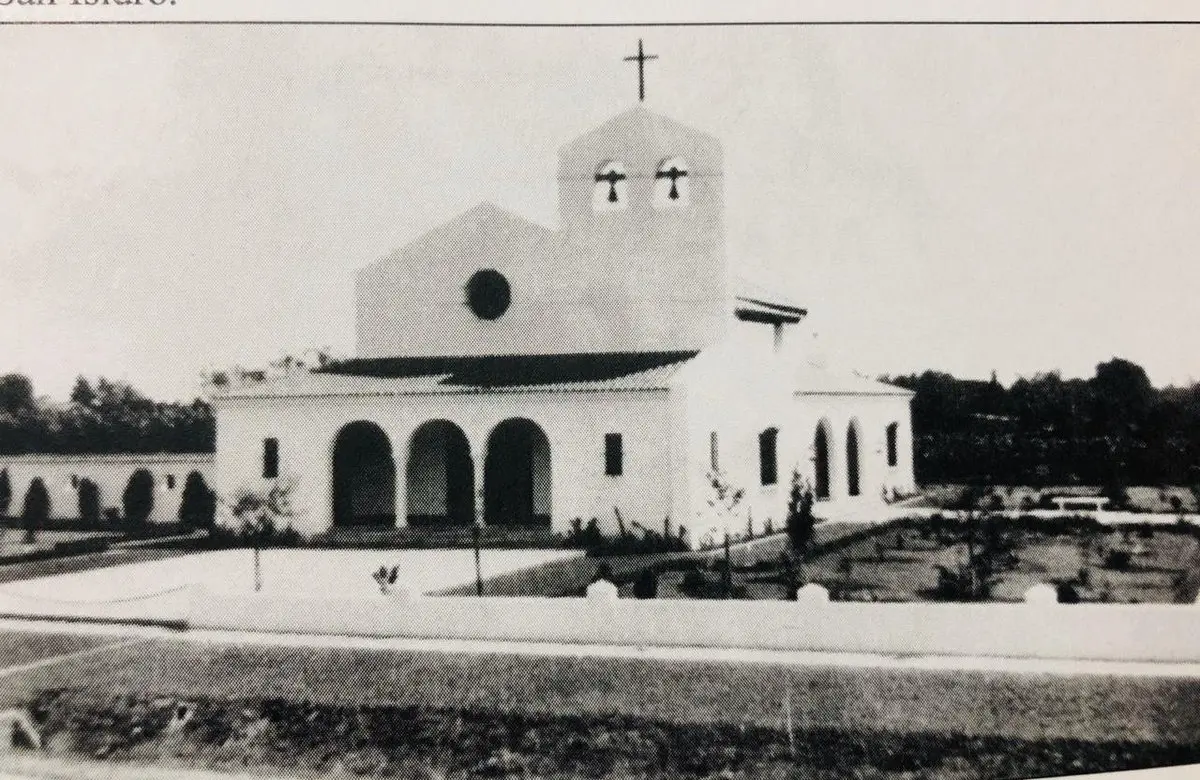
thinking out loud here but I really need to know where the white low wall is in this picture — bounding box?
[188,588,1200,663]
[0,454,214,524]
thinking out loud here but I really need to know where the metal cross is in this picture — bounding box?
[595,168,627,203]
[623,39,658,102]
[655,165,688,200]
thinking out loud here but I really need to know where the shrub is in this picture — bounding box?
[1056,582,1081,604]
[1077,567,1091,587]
[179,472,216,528]
[122,469,155,526]
[0,468,10,516]
[779,551,801,600]
[593,562,615,583]
[632,568,658,599]
[77,478,101,524]
[785,470,816,558]
[103,507,121,525]
[21,478,50,543]
[1170,495,1184,513]
[1103,549,1132,571]
[678,566,722,599]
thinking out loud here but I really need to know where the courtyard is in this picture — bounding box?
[0,548,582,605]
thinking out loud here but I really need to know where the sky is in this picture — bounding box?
[1,23,1198,401]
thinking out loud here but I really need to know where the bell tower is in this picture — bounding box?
[556,103,729,351]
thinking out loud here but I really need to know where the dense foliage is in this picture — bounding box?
[0,374,214,455]
[886,358,1200,486]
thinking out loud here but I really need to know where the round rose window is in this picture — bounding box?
[465,269,511,320]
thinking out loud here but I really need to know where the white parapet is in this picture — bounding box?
[1024,583,1059,605]
[586,579,619,603]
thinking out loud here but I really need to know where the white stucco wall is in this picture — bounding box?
[787,393,917,506]
[0,454,215,524]
[213,389,677,537]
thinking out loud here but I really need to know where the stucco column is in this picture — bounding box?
[388,425,410,528]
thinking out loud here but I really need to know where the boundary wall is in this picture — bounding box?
[187,586,1200,664]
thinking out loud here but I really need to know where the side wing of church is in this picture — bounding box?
[209,100,916,545]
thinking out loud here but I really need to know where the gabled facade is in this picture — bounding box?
[210,102,915,544]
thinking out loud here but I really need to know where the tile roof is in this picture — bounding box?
[216,352,699,398]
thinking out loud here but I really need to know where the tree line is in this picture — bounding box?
[0,374,214,456]
[4,357,1199,489]
[884,358,1200,487]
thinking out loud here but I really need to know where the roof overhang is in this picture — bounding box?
[734,296,807,325]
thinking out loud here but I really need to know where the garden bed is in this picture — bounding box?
[648,515,1200,603]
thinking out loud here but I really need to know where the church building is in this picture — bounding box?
[210,53,915,545]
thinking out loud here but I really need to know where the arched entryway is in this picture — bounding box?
[846,420,862,497]
[332,421,395,526]
[484,418,551,526]
[813,421,832,500]
[406,420,475,526]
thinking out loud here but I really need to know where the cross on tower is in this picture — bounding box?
[623,39,658,102]
[595,167,627,202]
[655,164,688,200]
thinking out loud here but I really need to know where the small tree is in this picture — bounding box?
[0,468,10,517]
[178,472,217,529]
[21,478,50,544]
[77,478,101,524]
[227,479,296,592]
[785,469,817,559]
[122,469,155,526]
[706,469,745,599]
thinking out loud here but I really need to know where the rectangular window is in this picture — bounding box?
[166,474,176,490]
[886,423,899,468]
[759,428,778,486]
[709,431,719,472]
[604,433,623,476]
[263,437,280,479]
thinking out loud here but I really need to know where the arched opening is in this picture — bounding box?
[813,421,831,500]
[484,418,551,526]
[332,421,395,526]
[406,420,475,526]
[846,421,862,497]
[654,156,690,208]
[886,422,899,468]
[592,160,629,211]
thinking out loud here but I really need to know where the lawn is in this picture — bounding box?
[652,517,1200,603]
[0,629,124,671]
[3,634,1200,778]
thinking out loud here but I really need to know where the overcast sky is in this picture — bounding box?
[1,24,1197,401]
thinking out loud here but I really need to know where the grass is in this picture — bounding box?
[0,630,124,671]
[3,635,1200,746]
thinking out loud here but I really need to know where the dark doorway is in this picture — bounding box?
[814,422,831,500]
[846,422,861,497]
[406,420,475,526]
[484,418,551,526]
[332,421,395,526]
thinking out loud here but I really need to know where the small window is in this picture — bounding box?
[604,433,623,476]
[166,474,176,490]
[886,423,899,468]
[653,156,690,208]
[71,475,79,489]
[709,431,719,472]
[759,428,779,486]
[592,160,628,211]
[263,438,279,479]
